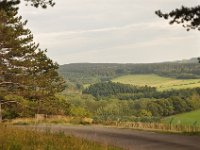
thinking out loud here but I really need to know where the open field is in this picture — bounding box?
[163,109,200,126]
[0,124,120,150]
[112,74,200,91]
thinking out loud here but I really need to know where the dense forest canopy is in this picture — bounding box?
[83,82,156,98]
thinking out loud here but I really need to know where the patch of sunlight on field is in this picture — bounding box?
[83,84,90,88]
[112,74,200,91]
[163,109,200,126]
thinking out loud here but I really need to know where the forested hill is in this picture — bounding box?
[58,58,200,84]
[172,57,199,64]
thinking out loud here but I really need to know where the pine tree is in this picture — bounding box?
[0,0,65,120]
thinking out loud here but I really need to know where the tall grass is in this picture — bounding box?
[11,116,93,125]
[0,124,121,150]
[101,121,200,134]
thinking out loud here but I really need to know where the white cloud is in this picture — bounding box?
[19,0,200,64]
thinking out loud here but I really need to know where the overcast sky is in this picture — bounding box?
[19,0,200,65]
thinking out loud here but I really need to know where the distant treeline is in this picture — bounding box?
[83,82,156,98]
[58,61,200,84]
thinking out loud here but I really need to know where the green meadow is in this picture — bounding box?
[163,109,200,126]
[112,74,200,91]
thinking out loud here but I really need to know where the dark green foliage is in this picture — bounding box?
[24,0,55,8]
[156,5,200,31]
[147,102,162,117]
[67,89,200,122]
[0,0,55,9]
[36,96,70,116]
[83,82,156,98]
[0,0,64,98]
[0,0,67,119]
[136,93,200,117]
[1,95,70,119]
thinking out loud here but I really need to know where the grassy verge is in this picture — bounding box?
[0,124,121,150]
[10,116,93,125]
[9,115,200,135]
[98,121,200,135]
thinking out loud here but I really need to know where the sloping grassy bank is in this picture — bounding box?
[0,124,121,150]
[163,109,200,126]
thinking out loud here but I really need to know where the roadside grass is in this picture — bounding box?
[112,74,200,91]
[10,116,93,125]
[97,120,200,134]
[163,109,200,126]
[10,115,200,135]
[8,109,200,136]
[0,124,121,150]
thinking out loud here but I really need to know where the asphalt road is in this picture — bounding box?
[23,125,200,150]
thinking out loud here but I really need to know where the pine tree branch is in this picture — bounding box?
[24,0,55,8]
[155,5,200,31]
[0,82,25,89]
[0,82,20,86]
[0,100,20,105]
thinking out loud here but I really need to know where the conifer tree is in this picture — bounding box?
[0,0,65,120]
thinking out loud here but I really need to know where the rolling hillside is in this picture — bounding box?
[112,74,200,91]
[163,109,200,126]
[58,58,200,85]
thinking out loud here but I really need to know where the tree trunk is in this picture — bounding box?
[0,101,2,123]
